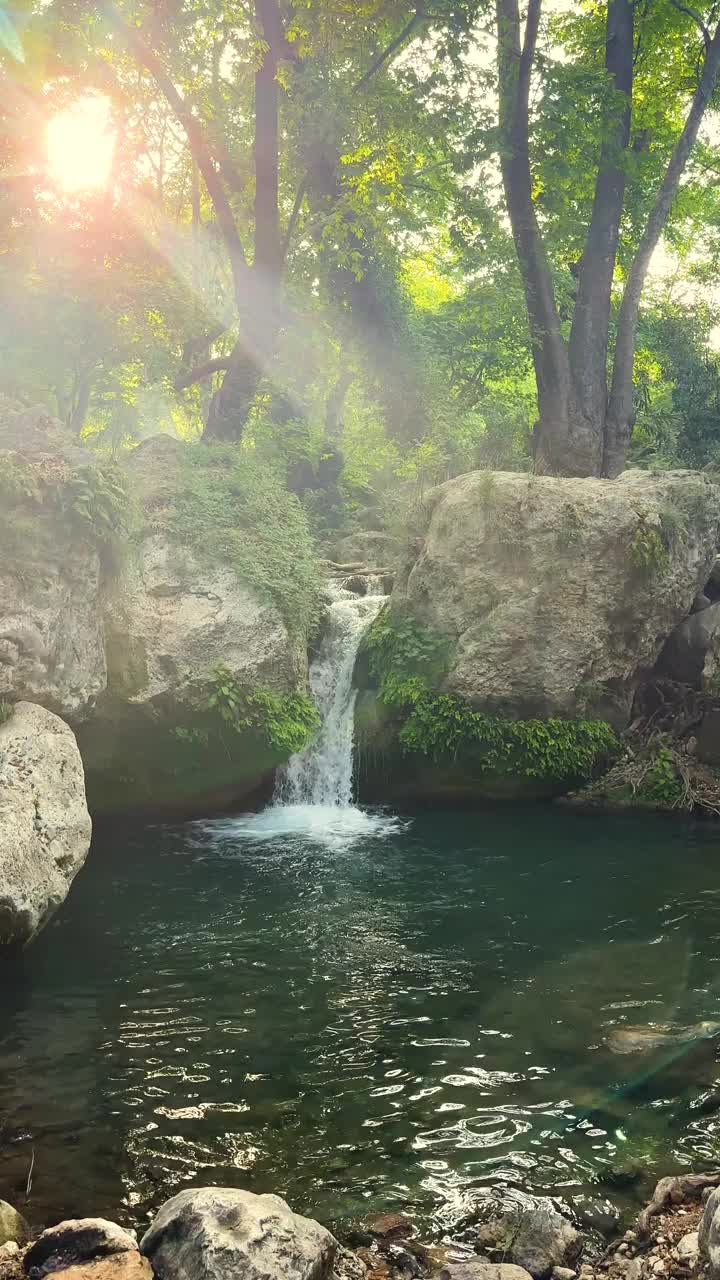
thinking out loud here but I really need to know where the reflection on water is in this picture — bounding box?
[1,808,720,1237]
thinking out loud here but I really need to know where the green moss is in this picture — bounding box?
[145,443,322,635]
[363,608,621,788]
[630,516,669,576]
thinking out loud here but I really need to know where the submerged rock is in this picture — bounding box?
[391,469,720,722]
[25,1220,138,1277]
[0,703,91,948]
[0,1204,28,1248]
[604,1022,720,1054]
[141,1187,337,1280]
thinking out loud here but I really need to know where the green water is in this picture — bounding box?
[2,807,720,1238]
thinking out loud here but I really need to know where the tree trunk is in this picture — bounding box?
[496,0,601,477]
[205,341,262,441]
[604,19,720,477]
[203,0,284,442]
[568,0,633,460]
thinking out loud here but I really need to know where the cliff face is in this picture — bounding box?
[0,415,315,822]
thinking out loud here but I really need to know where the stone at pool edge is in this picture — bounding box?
[0,1205,29,1249]
[439,1263,534,1280]
[140,1187,338,1280]
[508,1209,581,1280]
[699,1187,720,1278]
[24,1220,138,1278]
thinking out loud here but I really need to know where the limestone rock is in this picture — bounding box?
[0,1204,29,1248]
[699,1187,720,1277]
[25,1220,138,1277]
[605,1022,720,1054]
[393,469,720,722]
[0,535,105,722]
[508,1207,581,1280]
[141,1188,337,1280]
[658,604,720,688]
[440,1265,533,1280]
[43,1259,151,1280]
[675,1232,699,1264]
[332,531,396,568]
[0,703,92,947]
[76,528,306,815]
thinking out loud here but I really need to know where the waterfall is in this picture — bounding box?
[277,578,386,809]
[226,573,404,844]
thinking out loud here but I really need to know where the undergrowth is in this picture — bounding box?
[363,609,620,784]
[0,454,132,572]
[174,665,320,758]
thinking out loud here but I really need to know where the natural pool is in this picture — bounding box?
[2,807,720,1238]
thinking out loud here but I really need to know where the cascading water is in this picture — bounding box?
[229,573,404,844]
[278,578,386,809]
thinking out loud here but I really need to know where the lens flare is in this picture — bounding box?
[46,96,116,193]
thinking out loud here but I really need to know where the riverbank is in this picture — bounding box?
[1,1174,719,1280]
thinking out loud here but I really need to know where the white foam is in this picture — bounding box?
[210,803,406,849]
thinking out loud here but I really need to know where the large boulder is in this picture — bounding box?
[0,1204,28,1249]
[0,702,92,947]
[73,435,312,816]
[393,469,720,722]
[25,1220,139,1277]
[141,1188,337,1280]
[77,532,306,815]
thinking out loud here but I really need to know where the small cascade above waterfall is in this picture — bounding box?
[277,577,386,808]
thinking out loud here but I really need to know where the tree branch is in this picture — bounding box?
[281,179,307,262]
[668,0,710,43]
[174,357,232,390]
[354,8,426,91]
[101,2,249,306]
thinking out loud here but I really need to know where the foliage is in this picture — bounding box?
[152,444,322,634]
[0,452,133,571]
[364,609,620,783]
[638,746,685,808]
[204,664,320,756]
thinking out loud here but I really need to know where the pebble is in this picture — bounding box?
[551,1269,577,1280]
[652,1262,666,1275]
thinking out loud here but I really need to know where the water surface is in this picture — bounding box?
[2,807,720,1236]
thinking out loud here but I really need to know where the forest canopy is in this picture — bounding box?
[2,0,720,526]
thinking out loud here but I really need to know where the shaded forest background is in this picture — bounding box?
[3,0,720,542]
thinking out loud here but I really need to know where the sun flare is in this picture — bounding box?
[46,96,116,193]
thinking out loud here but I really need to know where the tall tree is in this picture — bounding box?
[496,0,720,477]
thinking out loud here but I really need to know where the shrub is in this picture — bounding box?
[204,664,320,756]
[364,609,621,785]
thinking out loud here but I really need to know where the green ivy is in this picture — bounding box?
[202,664,320,756]
[364,608,620,784]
